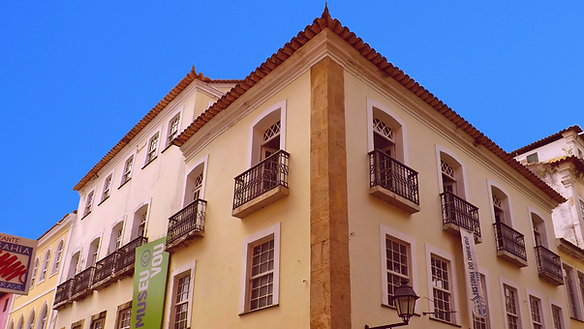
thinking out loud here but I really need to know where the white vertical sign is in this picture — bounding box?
[460,229,486,319]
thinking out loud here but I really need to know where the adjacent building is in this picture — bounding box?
[0,294,14,329]
[50,8,576,329]
[6,213,75,329]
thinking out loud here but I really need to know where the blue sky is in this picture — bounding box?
[1,1,583,239]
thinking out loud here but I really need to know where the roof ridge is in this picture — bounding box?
[510,125,582,156]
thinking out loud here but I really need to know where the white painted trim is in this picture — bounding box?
[239,222,281,314]
[379,224,419,313]
[16,314,24,329]
[8,288,55,313]
[548,297,569,329]
[164,106,185,149]
[118,150,137,188]
[182,155,209,206]
[246,99,287,167]
[85,233,103,268]
[107,220,126,253]
[435,144,469,199]
[561,261,583,320]
[486,179,515,226]
[142,127,163,167]
[527,207,552,249]
[164,260,196,329]
[82,189,97,219]
[37,248,52,284]
[35,302,49,329]
[525,288,546,329]
[576,269,584,321]
[498,276,525,329]
[424,243,460,325]
[366,98,410,165]
[66,247,82,278]
[129,198,152,241]
[25,307,36,329]
[98,169,115,204]
[50,239,65,276]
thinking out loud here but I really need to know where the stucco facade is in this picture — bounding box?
[1,294,14,329]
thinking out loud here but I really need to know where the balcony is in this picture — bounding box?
[70,267,95,301]
[166,199,207,252]
[440,192,481,242]
[232,150,289,218]
[53,278,74,310]
[113,236,148,279]
[91,251,120,290]
[368,150,420,213]
[493,221,528,267]
[535,245,564,286]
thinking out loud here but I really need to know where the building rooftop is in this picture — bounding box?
[510,125,583,156]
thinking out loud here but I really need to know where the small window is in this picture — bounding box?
[431,255,454,323]
[172,273,191,329]
[385,236,411,307]
[144,132,160,166]
[69,251,80,278]
[87,238,101,268]
[439,152,466,199]
[529,296,543,329]
[531,213,548,247]
[491,187,511,225]
[184,162,206,206]
[90,316,105,329]
[83,191,95,218]
[52,240,64,274]
[249,103,286,166]
[503,285,520,329]
[108,222,124,253]
[120,156,134,186]
[30,258,39,288]
[526,153,539,163]
[564,264,582,319]
[116,307,131,329]
[101,174,113,203]
[552,305,564,329]
[39,250,51,282]
[26,311,35,329]
[36,304,48,329]
[166,113,181,148]
[131,205,148,240]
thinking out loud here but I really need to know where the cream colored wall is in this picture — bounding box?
[55,83,224,329]
[172,72,311,328]
[556,248,584,328]
[343,71,567,329]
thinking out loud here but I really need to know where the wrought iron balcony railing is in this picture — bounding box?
[493,221,527,266]
[369,150,419,206]
[71,267,95,299]
[114,236,148,278]
[92,251,120,288]
[233,150,289,210]
[167,199,206,248]
[440,191,481,238]
[53,278,74,309]
[535,245,563,285]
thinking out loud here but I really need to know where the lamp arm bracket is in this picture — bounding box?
[364,321,409,329]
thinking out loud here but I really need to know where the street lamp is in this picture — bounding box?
[364,280,419,329]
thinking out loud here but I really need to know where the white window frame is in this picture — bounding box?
[83,190,96,218]
[108,219,125,253]
[548,299,567,329]
[30,258,39,288]
[116,305,132,329]
[164,260,196,329]
[435,145,469,199]
[164,107,184,150]
[25,309,35,329]
[120,153,136,187]
[487,180,515,226]
[86,235,102,268]
[366,98,409,165]
[16,315,23,329]
[100,170,115,204]
[182,155,209,207]
[143,129,162,167]
[525,288,545,329]
[379,224,419,313]
[38,249,51,283]
[499,276,523,329]
[247,100,287,168]
[68,249,82,278]
[527,207,550,248]
[35,303,48,329]
[51,239,65,275]
[562,262,582,320]
[239,222,281,314]
[129,199,151,241]
[425,244,459,325]
[472,268,493,329]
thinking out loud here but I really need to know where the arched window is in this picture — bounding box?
[16,315,23,329]
[39,250,51,282]
[439,151,466,199]
[87,238,101,267]
[26,310,35,329]
[30,258,39,288]
[36,304,48,329]
[531,213,549,247]
[367,100,406,164]
[8,320,14,329]
[131,204,149,240]
[184,163,206,206]
[52,240,64,274]
[249,101,286,166]
[108,222,124,253]
[69,251,80,278]
[491,186,511,225]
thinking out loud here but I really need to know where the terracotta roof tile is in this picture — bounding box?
[540,155,584,173]
[173,8,565,204]
[510,125,583,156]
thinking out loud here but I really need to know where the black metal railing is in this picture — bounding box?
[233,150,290,209]
[53,278,74,307]
[369,150,419,205]
[493,221,527,262]
[72,267,95,296]
[115,236,148,275]
[535,245,563,284]
[440,191,481,237]
[93,251,120,284]
[167,199,207,246]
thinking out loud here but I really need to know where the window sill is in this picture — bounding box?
[161,144,173,154]
[98,196,110,206]
[570,316,584,323]
[142,157,158,170]
[238,303,279,316]
[428,316,461,328]
[81,212,91,220]
[118,179,131,190]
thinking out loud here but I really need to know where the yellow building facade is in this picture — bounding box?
[6,213,75,329]
[51,9,576,329]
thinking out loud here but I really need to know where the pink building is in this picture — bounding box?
[0,293,13,329]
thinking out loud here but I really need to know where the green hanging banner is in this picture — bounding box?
[131,237,169,329]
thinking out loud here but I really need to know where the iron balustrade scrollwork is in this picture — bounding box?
[493,221,527,262]
[115,236,148,274]
[440,191,481,237]
[54,278,74,306]
[72,267,95,296]
[233,150,290,209]
[535,245,563,284]
[369,150,419,205]
[93,251,120,284]
[167,199,207,246]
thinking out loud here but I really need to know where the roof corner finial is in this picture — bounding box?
[322,2,330,19]
[191,64,197,74]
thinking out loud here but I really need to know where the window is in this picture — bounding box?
[26,310,35,329]
[240,223,280,314]
[120,156,134,186]
[30,258,39,288]
[166,113,181,148]
[563,264,581,319]
[71,320,83,329]
[83,191,95,217]
[108,222,124,253]
[385,236,411,307]
[438,151,466,199]
[472,274,490,329]
[69,251,80,278]
[249,100,286,166]
[529,296,543,329]
[552,305,564,329]
[3,298,8,312]
[184,161,206,206]
[578,272,584,312]
[172,273,190,329]
[36,304,48,329]
[101,174,113,202]
[87,238,101,268]
[367,99,407,163]
[373,117,395,157]
[504,285,520,329]
[131,205,148,240]
[526,153,539,163]
[144,132,160,165]
[431,255,454,323]
[91,316,105,329]
[116,307,131,329]
[492,189,510,224]
[579,199,584,221]
[38,250,50,282]
[531,215,545,247]
[52,240,64,274]
[16,316,23,329]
